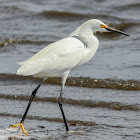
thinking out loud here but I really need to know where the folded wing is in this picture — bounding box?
[17,37,85,77]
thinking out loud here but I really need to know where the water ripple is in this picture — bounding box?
[0,93,139,111]
[0,74,140,90]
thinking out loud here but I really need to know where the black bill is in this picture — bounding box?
[106,27,129,36]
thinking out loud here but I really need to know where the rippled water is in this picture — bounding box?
[0,0,140,139]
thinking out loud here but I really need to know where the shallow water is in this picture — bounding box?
[0,0,140,139]
[0,78,140,139]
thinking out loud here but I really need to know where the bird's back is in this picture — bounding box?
[17,37,85,78]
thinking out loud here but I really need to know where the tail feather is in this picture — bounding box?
[17,59,28,66]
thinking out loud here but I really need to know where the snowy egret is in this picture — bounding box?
[11,19,129,135]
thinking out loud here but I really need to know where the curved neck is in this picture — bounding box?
[70,23,93,37]
[70,25,99,49]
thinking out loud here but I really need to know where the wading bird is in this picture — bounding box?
[11,19,129,135]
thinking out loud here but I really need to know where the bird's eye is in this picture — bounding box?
[100,24,104,28]
[100,24,108,28]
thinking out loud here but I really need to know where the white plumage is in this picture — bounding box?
[12,19,129,135]
[17,19,101,79]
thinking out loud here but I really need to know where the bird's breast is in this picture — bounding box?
[74,42,98,68]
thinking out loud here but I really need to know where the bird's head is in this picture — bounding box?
[88,19,129,36]
[70,19,129,37]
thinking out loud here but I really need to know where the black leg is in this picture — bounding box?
[58,86,69,132]
[20,79,44,123]
[11,79,45,135]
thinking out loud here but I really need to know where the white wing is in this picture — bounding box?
[17,37,85,77]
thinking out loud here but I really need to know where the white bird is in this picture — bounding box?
[11,19,129,135]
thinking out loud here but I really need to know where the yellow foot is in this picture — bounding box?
[11,123,28,135]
